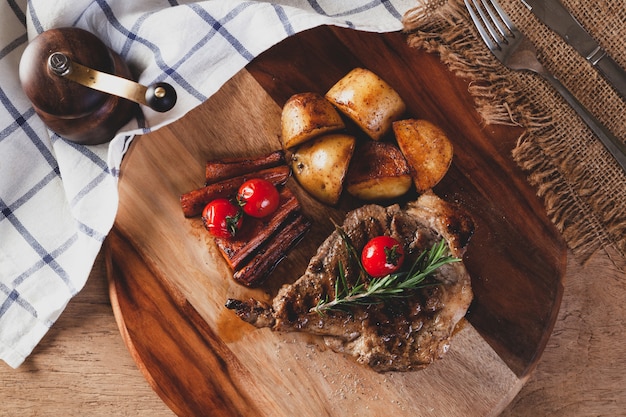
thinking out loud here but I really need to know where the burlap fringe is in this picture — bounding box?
[402,0,625,262]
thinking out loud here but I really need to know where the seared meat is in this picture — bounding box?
[226,192,474,372]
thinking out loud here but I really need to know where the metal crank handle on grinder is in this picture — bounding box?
[48,52,176,113]
[539,69,626,173]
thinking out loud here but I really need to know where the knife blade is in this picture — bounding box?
[521,0,626,100]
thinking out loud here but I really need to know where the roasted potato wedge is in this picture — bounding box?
[291,133,356,205]
[345,141,412,201]
[281,92,345,149]
[393,119,453,193]
[325,68,406,141]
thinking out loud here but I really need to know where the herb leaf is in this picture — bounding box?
[311,228,460,315]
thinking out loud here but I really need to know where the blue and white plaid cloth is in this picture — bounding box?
[0,0,415,368]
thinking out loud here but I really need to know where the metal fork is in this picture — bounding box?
[465,0,626,173]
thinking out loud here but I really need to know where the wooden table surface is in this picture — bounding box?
[3,27,626,416]
[2,246,624,416]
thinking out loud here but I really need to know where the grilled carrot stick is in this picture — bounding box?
[180,165,291,217]
[215,188,300,271]
[233,214,311,287]
[205,150,285,185]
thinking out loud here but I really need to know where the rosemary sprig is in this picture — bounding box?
[311,227,461,315]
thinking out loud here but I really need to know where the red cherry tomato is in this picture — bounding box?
[202,198,243,239]
[237,178,280,218]
[361,236,405,278]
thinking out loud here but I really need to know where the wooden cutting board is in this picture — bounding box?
[105,26,566,417]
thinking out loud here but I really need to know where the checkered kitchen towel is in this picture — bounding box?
[0,0,416,368]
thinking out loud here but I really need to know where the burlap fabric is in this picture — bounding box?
[402,0,626,262]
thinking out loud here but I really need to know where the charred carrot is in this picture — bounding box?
[180,165,290,217]
[205,150,285,185]
[233,214,310,287]
[215,188,300,270]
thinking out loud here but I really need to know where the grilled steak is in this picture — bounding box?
[226,192,474,372]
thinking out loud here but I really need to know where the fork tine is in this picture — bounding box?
[473,0,504,43]
[486,0,518,35]
[464,0,499,51]
[478,0,509,41]
[467,0,626,172]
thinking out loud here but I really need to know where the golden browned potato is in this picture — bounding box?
[345,141,412,201]
[325,68,406,141]
[281,92,345,149]
[291,133,356,205]
[393,119,453,193]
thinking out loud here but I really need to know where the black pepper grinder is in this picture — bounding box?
[19,27,176,145]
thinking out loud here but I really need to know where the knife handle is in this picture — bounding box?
[591,51,626,101]
[539,69,626,173]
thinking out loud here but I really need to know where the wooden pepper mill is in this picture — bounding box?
[19,27,176,145]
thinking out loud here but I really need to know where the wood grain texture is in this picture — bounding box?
[0,252,174,417]
[2,248,622,416]
[248,27,567,377]
[503,247,626,416]
[104,26,566,416]
[107,226,524,417]
[1,26,623,417]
